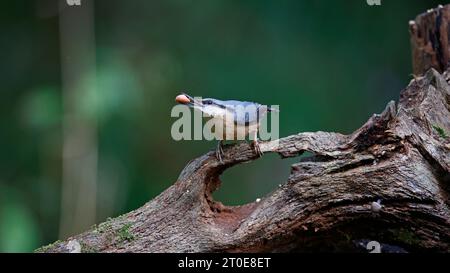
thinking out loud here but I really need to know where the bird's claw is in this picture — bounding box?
[252,140,263,157]
[216,141,224,163]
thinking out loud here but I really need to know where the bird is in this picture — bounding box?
[175,93,278,163]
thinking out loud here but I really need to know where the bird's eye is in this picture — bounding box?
[203,100,212,105]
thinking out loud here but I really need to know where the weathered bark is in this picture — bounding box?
[410,4,450,75]
[37,5,450,253]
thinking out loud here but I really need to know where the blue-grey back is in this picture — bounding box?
[204,98,266,126]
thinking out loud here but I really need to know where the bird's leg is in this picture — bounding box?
[251,131,263,157]
[216,140,224,163]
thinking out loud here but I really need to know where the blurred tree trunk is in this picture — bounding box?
[37,4,450,253]
[59,0,98,239]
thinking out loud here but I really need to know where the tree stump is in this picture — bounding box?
[37,5,450,253]
[410,4,450,75]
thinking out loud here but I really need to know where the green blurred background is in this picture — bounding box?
[0,0,444,252]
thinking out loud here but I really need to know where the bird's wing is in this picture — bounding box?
[223,101,262,126]
[200,99,264,125]
[200,104,230,119]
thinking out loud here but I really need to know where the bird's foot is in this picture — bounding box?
[252,140,263,157]
[216,141,224,163]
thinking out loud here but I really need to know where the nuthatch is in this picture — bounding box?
[175,93,278,163]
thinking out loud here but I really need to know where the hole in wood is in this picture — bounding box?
[212,153,310,206]
[204,151,313,233]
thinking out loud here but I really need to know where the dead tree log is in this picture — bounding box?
[410,4,450,75]
[37,5,450,253]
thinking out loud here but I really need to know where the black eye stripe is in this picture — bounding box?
[202,100,226,108]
